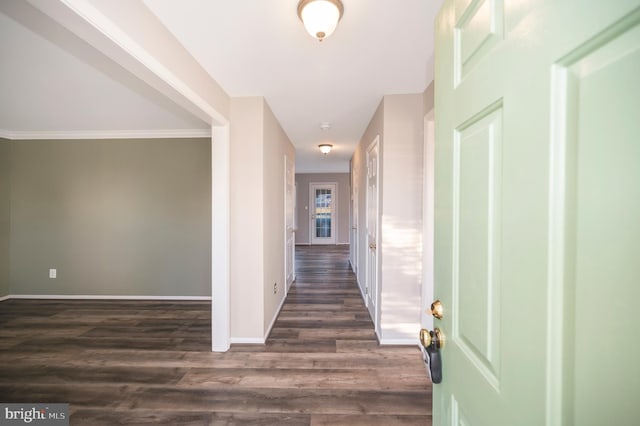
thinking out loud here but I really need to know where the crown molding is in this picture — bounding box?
[0,129,212,140]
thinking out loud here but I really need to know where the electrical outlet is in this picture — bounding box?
[49,269,57,279]
[273,282,277,294]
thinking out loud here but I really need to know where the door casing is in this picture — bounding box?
[309,182,338,245]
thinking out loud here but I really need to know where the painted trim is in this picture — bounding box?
[5,295,211,300]
[379,338,419,346]
[0,129,211,140]
[421,111,436,331]
[211,125,231,352]
[0,295,11,302]
[356,278,367,303]
[264,293,288,342]
[230,337,265,344]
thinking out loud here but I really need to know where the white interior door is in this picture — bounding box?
[285,155,295,291]
[350,161,359,275]
[366,137,379,328]
[310,183,337,245]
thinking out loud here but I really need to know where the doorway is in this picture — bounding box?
[365,136,379,330]
[309,182,337,245]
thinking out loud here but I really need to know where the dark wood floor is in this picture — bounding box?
[0,245,431,425]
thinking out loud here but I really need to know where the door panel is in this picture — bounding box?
[434,1,640,425]
[453,103,502,389]
[310,183,337,245]
[562,16,640,425]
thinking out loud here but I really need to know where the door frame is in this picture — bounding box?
[421,110,435,331]
[284,155,295,294]
[350,160,359,276]
[365,135,380,333]
[309,182,338,245]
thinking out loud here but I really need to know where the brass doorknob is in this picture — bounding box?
[428,300,444,319]
[419,328,432,347]
[420,327,445,349]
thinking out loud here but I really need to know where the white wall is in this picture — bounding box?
[351,94,425,343]
[380,94,424,342]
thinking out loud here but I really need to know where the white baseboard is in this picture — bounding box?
[0,295,10,302]
[379,338,419,346]
[6,294,211,301]
[230,337,265,344]
[264,294,288,341]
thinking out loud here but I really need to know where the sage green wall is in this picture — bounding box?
[295,173,351,245]
[0,139,10,297]
[9,138,211,296]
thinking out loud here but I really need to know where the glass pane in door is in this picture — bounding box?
[315,189,332,238]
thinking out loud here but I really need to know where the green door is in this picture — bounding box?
[433,0,640,424]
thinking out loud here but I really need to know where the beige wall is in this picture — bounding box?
[229,97,295,341]
[351,94,425,343]
[295,173,351,245]
[262,101,296,335]
[8,138,211,296]
[230,97,264,339]
[0,139,10,297]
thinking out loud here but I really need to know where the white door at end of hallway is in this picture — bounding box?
[310,183,337,245]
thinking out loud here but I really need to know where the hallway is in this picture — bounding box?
[264,244,432,424]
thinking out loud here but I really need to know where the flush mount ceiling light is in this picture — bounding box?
[297,0,344,42]
[318,144,333,155]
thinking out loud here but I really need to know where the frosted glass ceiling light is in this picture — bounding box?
[318,144,333,155]
[297,0,344,42]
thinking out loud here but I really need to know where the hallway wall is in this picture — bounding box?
[295,173,350,245]
[351,93,425,343]
[229,97,295,342]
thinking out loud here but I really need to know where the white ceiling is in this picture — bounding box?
[0,0,443,172]
[0,2,209,137]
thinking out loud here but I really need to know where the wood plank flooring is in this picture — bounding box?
[0,245,431,425]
